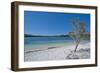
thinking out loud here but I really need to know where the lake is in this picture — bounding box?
[24,36,89,52]
[24,36,73,52]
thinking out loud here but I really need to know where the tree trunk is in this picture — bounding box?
[74,40,80,53]
[66,40,80,59]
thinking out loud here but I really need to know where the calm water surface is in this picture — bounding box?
[24,37,89,51]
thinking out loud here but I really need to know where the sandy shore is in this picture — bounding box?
[24,42,90,62]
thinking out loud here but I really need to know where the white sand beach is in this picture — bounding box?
[24,42,90,62]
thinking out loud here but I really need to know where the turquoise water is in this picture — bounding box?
[24,36,89,51]
[24,37,73,50]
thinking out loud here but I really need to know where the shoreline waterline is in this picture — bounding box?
[24,40,90,61]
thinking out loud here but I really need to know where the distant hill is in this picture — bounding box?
[24,34,40,37]
[24,34,70,37]
[24,33,90,40]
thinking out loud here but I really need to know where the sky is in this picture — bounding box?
[24,11,90,35]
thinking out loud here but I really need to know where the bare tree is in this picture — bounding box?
[67,17,86,58]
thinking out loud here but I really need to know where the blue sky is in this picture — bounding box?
[24,11,90,35]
